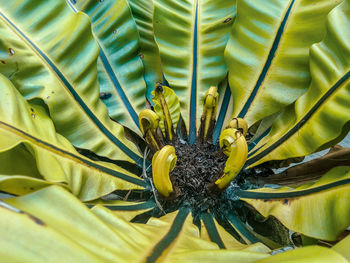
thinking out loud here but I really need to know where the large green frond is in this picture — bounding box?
[225,0,342,126]
[127,0,163,95]
[1,186,272,263]
[247,0,350,167]
[73,0,147,132]
[238,166,350,241]
[153,0,236,143]
[0,0,142,163]
[0,74,145,201]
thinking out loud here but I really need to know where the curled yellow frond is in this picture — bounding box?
[226,118,248,137]
[200,86,219,142]
[152,84,180,141]
[216,128,248,189]
[139,109,159,135]
[139,109,161,151]
[152,145,177,197]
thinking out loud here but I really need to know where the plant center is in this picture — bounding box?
[157,138,230,215]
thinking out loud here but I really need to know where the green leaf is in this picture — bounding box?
[225,0,342,126]
[1,185,270,263]
[0,0,142,163]
[247,0,350,167]
[127,0,163,94]
[0,74,145,201]
[153,0,236,144]
[238,166,350,241]
[72,0,147,132]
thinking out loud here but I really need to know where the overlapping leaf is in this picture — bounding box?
[238,166,350,241]
[225,0,342,126]
[1,186,272,263]
[127,0,163,95]
[0,0,142,163]
[247,0,350,167]
[0,74,145,201]
[153,0,236,144]
[1,185,349,262]
[1,0,350,261]
[72,0,147,132]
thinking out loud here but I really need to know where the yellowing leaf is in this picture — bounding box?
[225,0,342,126]
[0,74,145,201]
[247,0,350,167]
[239,166,350,240]
[0,0,142,163]
[73,0,147,132]
[1,186,271,263]
[153,0,236,143]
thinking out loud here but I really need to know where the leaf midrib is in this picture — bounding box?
[0,120,146,187]
[237,0,296,119]
[0,11,142,165]
[247,70,350,166]
[237,177,350,200]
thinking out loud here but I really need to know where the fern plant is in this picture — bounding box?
[0,0,350,261]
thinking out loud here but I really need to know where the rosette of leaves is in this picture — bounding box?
[1,0,350,262]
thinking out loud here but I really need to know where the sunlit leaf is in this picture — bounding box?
[127,0,163,95]
[0,0,142,163]
[225,0,342,126]
[153,0,236,144]
[0,74,145,201]
[238,166,350,240]
[72,0,147,132]
[247,0,350,167]
[1,186,271,263]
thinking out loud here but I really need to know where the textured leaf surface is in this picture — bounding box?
[0,75,145,201]
[225,0,342,126]
[238,166,350,240]
[0,0,142,163]
[1,186,270,263]
[73,0,147,132]
[247,0,350,167]
[127,0,163,96]
[153,0,236,143]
